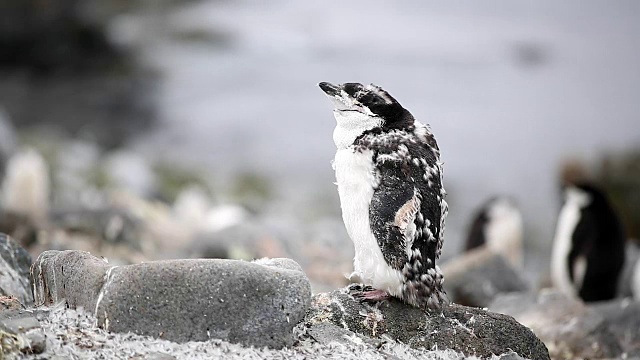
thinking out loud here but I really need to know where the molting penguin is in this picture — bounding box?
[465,197,524,269]
[550,183,625,302]
[319,82,449,310]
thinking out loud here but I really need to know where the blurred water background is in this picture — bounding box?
[1,0,639,287]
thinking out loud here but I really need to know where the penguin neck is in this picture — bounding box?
[332,110,382,150]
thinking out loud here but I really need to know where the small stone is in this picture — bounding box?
[0,309,46,355]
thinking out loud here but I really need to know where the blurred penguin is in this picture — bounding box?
[551,183,625,302]
[465,196,524,269]
[0,148,50,225]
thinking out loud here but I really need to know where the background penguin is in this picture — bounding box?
[319,81,448,310]
[550,183,626,302]
[464,196,524,269]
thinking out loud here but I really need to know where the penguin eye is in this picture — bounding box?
[360,93,383,107]
[343,83,364,97]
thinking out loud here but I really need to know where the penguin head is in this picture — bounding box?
[319,82,414,148]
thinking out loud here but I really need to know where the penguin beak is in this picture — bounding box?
[319,82,355,112]
[318,82,340,96]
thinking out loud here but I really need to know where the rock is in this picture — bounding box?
[0,307,46,355]
[28,303,527,360]
[0,233,33,304]
[489,290,623,359]
[0,211,39,248]
[31,250,311,348]
[590,298,640,357]
[618,241,640,297]
[303,288,549,359]
[441,247,529,307]
[187,222,287,261]
[50,207,142,248]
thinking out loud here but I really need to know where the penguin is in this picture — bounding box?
[464,196,524,269]
[550,183,626,302]
[319,82,448,310]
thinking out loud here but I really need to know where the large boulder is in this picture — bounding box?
[303,288,549,359]
[442,247,529,307]
[490,290,623,359]
[31,250,311,349]
[0,233,33,304]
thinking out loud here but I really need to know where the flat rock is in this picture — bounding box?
[0,307,46,355]
[31,250,311,348]
[490,290,623,359]
[0,233,33,304]
[303,288,549,359]
[441,247,528,308]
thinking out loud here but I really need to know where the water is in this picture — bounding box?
[130,0,640,272]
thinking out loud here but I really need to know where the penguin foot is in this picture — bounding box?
[347,284,390,303]
[360,289,391,302]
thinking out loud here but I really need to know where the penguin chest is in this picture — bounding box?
[551,189,590,298]
[333,147,403,294]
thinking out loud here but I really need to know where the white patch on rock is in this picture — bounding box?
[94,266,119,324]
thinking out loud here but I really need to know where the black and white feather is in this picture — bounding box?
[550,183,625,302]
[319,82,448,310]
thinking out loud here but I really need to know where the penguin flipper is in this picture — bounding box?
[369,168,417,271]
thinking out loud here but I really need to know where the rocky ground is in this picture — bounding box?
[0,234,539,360]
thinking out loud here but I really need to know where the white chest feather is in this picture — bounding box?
[551,187,591,298]
[485,200,524,269]
[333,147,403,295]
[332,110,382,150]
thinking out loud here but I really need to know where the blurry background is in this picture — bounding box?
[0,0,639,290]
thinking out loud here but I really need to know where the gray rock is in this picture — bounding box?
[303,288,549,359]
[0,308,46,355]
[0,212,38,248]
[50,208,142,248]
[490,290,623,359]
[27,304,524,360]
[31,250,112,310]
[590,298,640,357]
[31,250,311,349]
[441,247,529,308]
[0,233,33,304]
